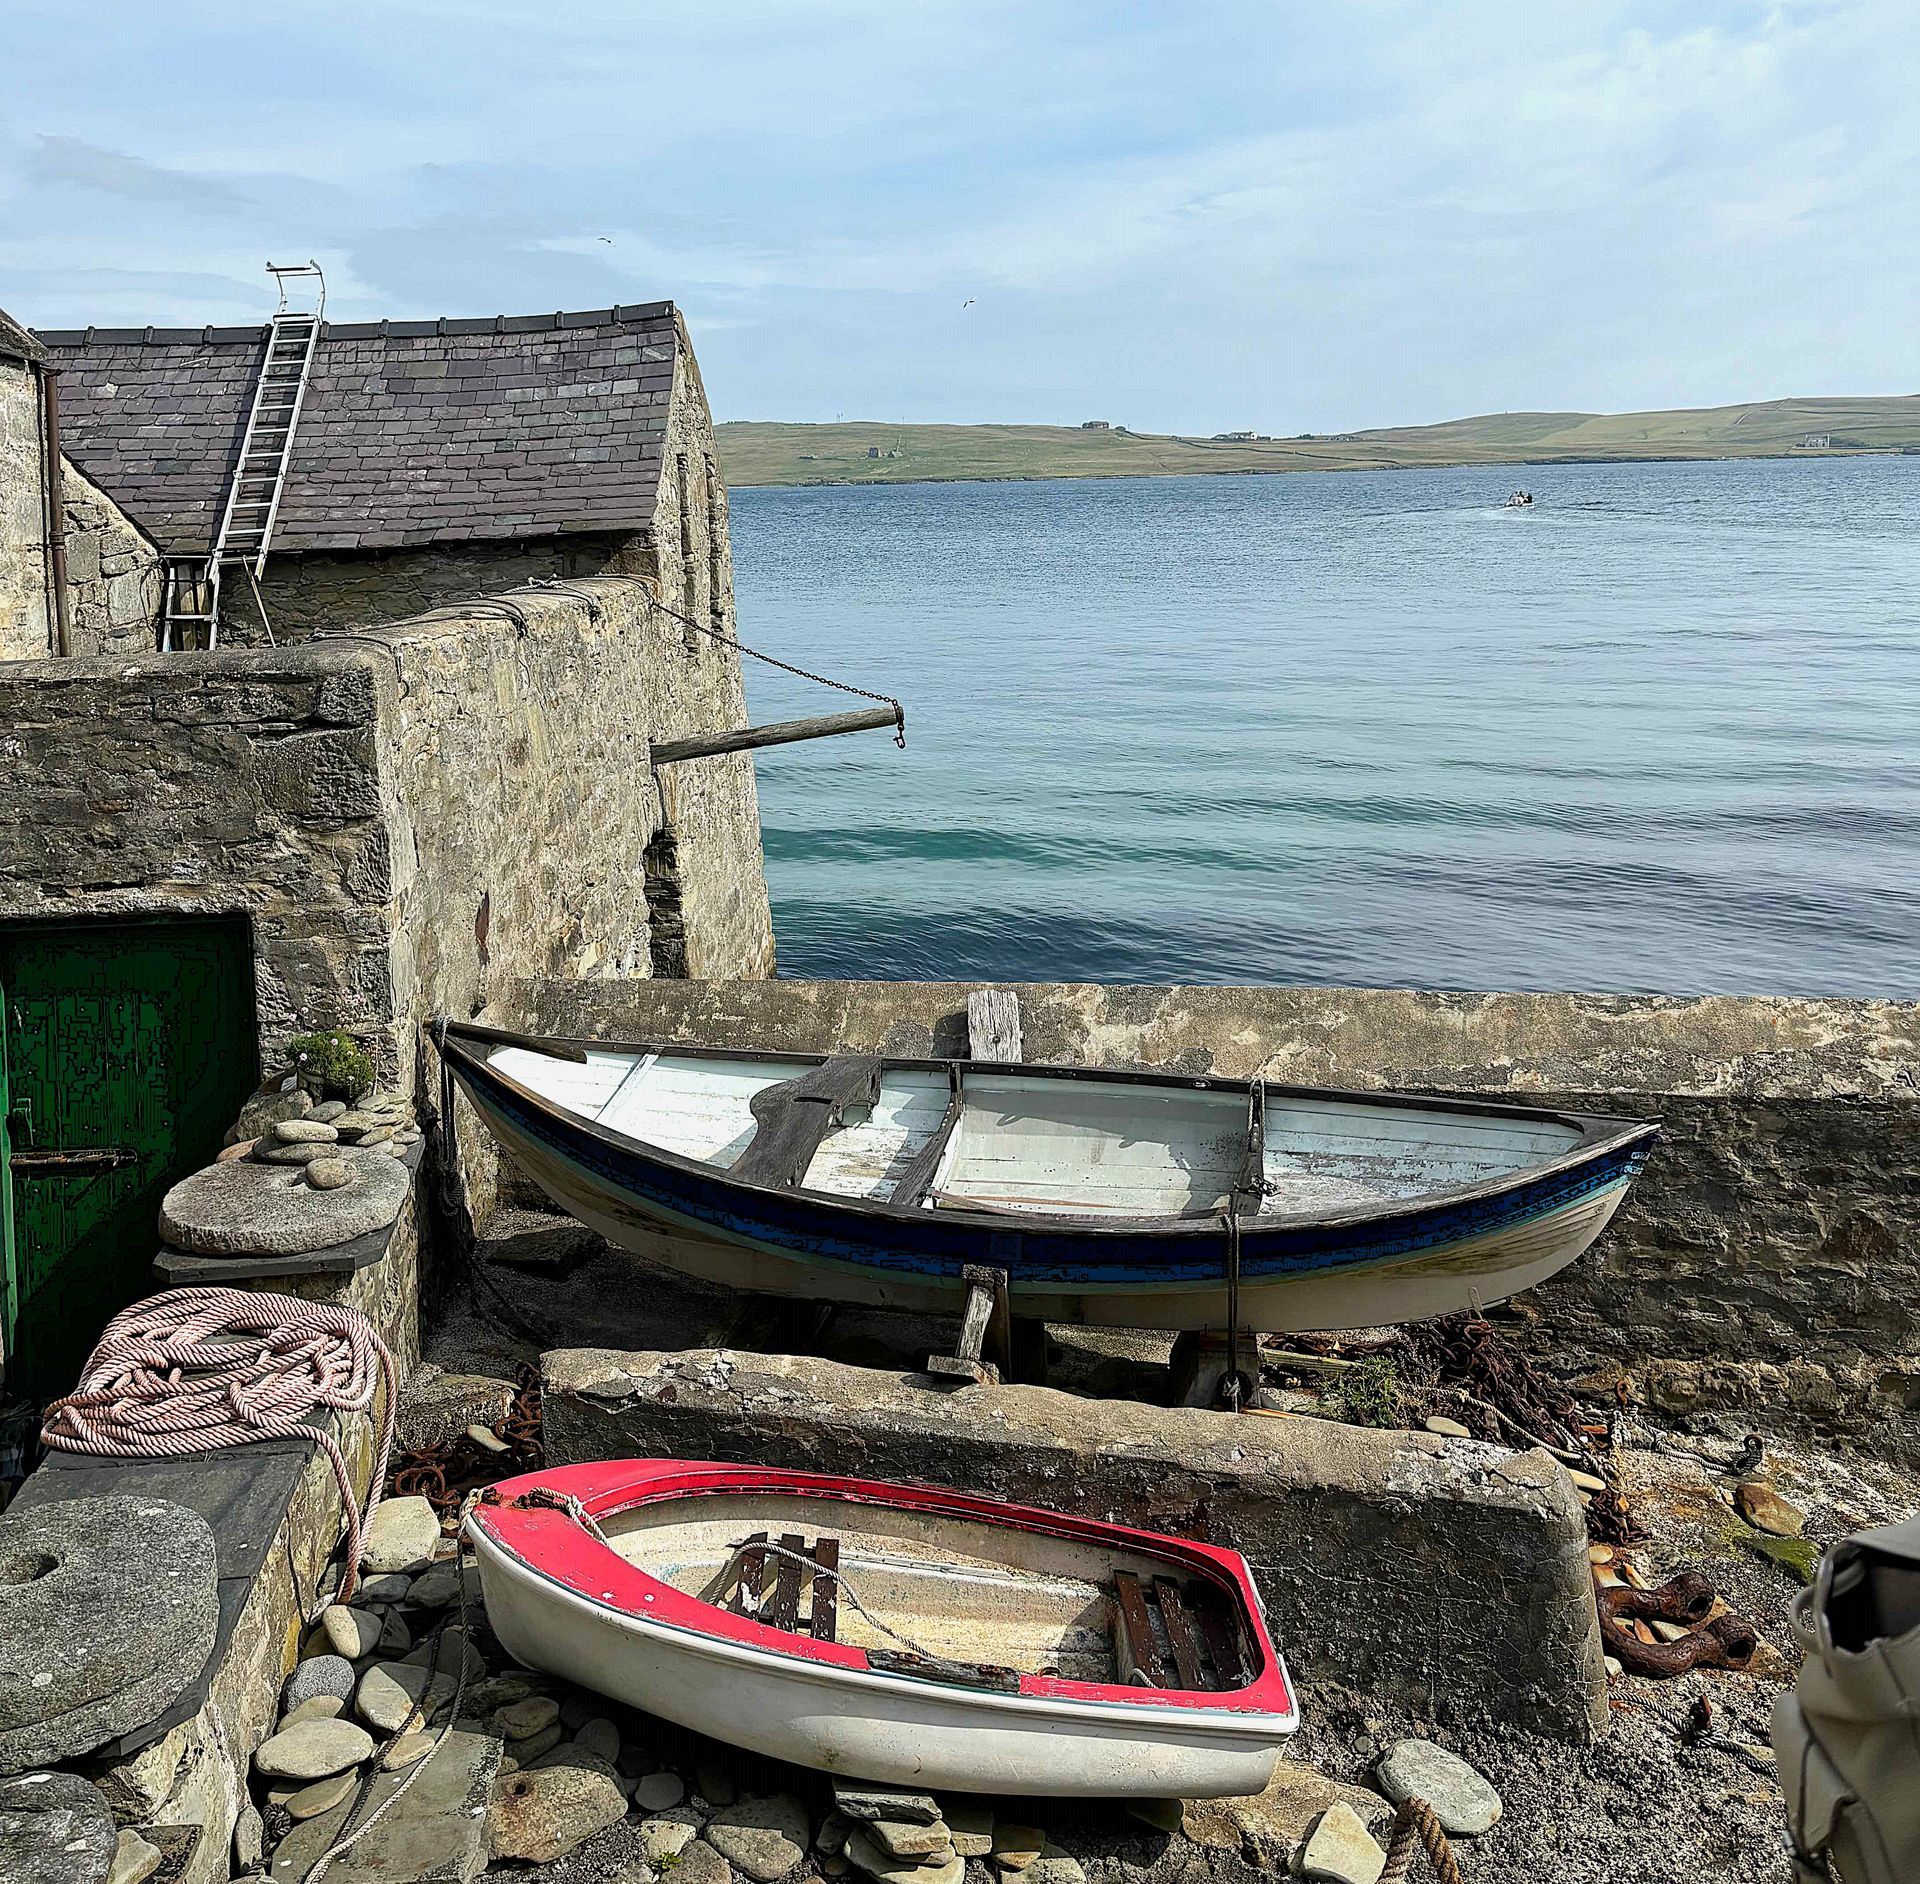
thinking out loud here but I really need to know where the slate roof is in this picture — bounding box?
[34,304,679,556]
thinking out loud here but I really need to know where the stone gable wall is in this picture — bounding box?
[62,462,164,655]
[0,354,52,662]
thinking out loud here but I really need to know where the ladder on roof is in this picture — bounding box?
[162,261,325,650]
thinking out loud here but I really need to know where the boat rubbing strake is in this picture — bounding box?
[467,1459,1298,1796]
[433,1020,1660,1333]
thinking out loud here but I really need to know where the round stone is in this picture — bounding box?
[250,1141,330,1165]
[706,1795,811,1881]
[319,1606,382,1659]
[362,1497,442,1575]
[1375,1740,1502,1837]
[381,1731,435,1771]
[635,1771,686,1811]
[281,1697,346,1728]
[355,1661,456,1734]
[254,1717,374,1781]
[283,1654,356,1712]
[0,1496,218,1770]
[309,1101,350,1123]
[496,1696,560,1740]
[160,1153,410,1256]
[0,1772,118,1884]
[305,1159,355,1191]
[274,1120,340,1145]
[575,1717,621,1765]
[488,1762,628,1865]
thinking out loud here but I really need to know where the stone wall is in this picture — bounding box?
[215,531,659,643]
[0,351,52,661]
[0,578,773,1082]
[508,977,1920,1449]
[62,462,164,655]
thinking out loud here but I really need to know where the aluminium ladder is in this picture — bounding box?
[162,261,326,649]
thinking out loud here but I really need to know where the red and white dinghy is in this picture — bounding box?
[466,1460,1298,1797]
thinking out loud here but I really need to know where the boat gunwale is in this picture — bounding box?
[468,1459,1298,1725]
[437,1019,1661,1241]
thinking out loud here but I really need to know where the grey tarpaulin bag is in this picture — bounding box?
[1774,1514,1920,1882]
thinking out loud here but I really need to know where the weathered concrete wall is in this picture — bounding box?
[62,461,164,655]
[215,531,659,643]
[545,1346,1607,1741]
[512,978,1920,1446]
[0,351,53,661]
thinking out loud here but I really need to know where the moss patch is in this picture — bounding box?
[1736,1527,1821,1586]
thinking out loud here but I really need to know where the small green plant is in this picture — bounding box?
[288,1029,375,1101]
[1328,1353,1404,1430]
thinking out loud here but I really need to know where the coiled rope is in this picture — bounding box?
[41,1286,398,1607]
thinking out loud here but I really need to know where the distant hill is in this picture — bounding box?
[715,396,1920,488]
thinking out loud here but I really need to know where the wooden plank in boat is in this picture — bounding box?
[1195,1598,1249,1690]
[1153,1576,1205,1690]
[1111,1571,1163,1686]
[769,1532,807,1632]
[868,1648,1021,1693]
[811,1536,840,1642]
[720,1531,770,1615]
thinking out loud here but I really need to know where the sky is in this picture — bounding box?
[1,1,1914,435]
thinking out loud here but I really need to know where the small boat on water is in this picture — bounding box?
[467,1458,1298,1795]
[433,1021,1659,1333]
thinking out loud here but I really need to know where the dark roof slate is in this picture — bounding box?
[35,303,678,556]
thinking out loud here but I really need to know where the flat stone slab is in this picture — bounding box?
[270,1729,501,1883]
[0,1771,118,1884]
[0,1495,217,1772]
[161,1151,409,1256]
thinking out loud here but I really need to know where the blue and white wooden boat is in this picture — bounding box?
[433,1021,1659,1334]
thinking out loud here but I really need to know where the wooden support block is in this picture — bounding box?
[965,989,1023,1063]
[924,1266,1008,1386]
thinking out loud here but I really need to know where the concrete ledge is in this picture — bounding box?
[543,1345,1608,1743]
[512,978,1920,1447]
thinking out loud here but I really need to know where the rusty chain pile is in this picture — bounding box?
[388,1363,543,1517]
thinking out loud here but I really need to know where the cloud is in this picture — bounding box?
[27,134,251,207]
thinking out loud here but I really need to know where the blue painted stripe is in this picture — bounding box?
[460,1060,1650,1290]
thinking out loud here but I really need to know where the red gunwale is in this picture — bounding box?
[468,1459,1295,1719]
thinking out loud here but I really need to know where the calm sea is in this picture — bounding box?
[731,457,1919,996]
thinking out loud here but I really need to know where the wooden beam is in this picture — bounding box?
[965,989,1023,1062]
[650,706,901,765]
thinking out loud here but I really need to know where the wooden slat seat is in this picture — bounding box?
[1111,1571,1251,1692]
[719,1532,843,1643]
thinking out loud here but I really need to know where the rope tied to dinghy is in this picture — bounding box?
[712,1535,949,1661]
[40,1286,398,1607]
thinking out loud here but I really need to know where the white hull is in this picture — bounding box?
[470,1525,1286,1797]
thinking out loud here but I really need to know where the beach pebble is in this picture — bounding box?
[233,1800,265,1872]
[319,1605,382,1659]
[642,1813,703,1860]
[275,1119,340,1144]
[496,1696,561,1741]
[635,1770,687,1812]
[382,1731,436,1771]
[673,1844,735,1884]
[1376,1740,1502,1836]
[107,1829,164,1884]
[488,1761,627,1864]
[1423,1416,1472,1439]
[1026,1849,1086,1884]
[354,1572,414,1605]
[575,1717,621,1764]
[991,1825,1046,1872]
[1567,1468,1608,1494]
[355,1661,456,1734]
[254,1717,373,1781]
[280,1696,346,1728]
[361,1496,441,1574]
[867,1819,953,1859]
[283,1654,356,1712]
[277,1770,361,1821]
[705,1795,811,1881]
[1736,1480,1806,1537]
[1300,1803,1387,1884]
[945,1804,994,1858]
[251,1140,329,1165]
[500,1723,564,1769]
[849,1829,962,1884]
[465,1422,510,1453]
[305,1158,355,1191]
[309,1100,349,1122]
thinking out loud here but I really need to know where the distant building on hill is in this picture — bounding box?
[1080,420,1110,430]
[1213,430,1257,442]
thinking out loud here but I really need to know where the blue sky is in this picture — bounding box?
[1,1,1912,433]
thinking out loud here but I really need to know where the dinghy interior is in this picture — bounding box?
[609,1488,1255,1692]
[478,1037,1611,1221]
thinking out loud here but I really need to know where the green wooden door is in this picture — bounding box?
[0,918,257,1399]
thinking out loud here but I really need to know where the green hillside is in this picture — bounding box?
[716,396,1920,488]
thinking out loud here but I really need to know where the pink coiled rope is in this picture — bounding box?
[40,1286,398,1606]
